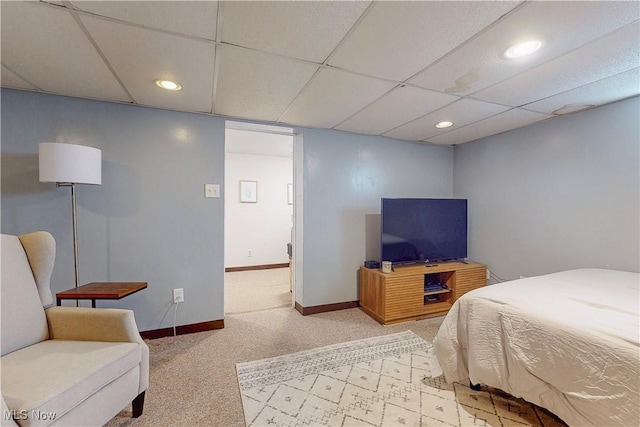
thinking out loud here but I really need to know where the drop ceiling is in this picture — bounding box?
[1,1,638,145]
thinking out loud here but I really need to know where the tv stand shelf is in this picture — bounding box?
[424,289,451,296]
[359,261,486,325]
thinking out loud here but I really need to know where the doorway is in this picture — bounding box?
[223,121,299,314]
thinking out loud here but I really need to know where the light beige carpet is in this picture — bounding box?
[106,307,566,427]
[236,331,564,427]
[225,268,291,314]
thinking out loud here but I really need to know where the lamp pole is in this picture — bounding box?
[70,183,79,290]
[58,182,80,306]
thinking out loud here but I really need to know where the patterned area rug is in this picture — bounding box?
[236,331,565,427]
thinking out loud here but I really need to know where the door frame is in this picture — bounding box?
[223,120,303,309]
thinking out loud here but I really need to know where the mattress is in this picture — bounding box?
[434,268,639,427]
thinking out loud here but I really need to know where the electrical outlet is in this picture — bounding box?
[173,288,184,303]
[204,184,220,198]
[248,250,253,257]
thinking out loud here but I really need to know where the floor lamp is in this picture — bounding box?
[39,142,102,297]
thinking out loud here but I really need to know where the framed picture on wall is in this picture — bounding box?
[287,183,293,205]
[240,180,257,203]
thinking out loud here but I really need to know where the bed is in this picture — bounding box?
[433,268,639,427]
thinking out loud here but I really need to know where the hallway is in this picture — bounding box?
[224,268,290,314]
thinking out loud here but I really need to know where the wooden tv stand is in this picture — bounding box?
[359,261,486,325]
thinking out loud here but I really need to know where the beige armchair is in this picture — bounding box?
[1,231,149,426]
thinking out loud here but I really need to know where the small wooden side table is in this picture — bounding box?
[56,282,147,308]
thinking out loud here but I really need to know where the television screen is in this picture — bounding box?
[381,198,467,264]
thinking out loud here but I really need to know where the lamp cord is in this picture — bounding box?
[173,301,180,337]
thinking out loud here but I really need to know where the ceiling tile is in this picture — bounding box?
[1,66,38,90]
[335,86,459,135]
[80,15,215,113]
[384,98,509,141]
[280,68,396,129]
[215,45,319,122]
[0,1,130,103]
[474,22,640,107]
[328,1,520,81]
[524,68,640,115]
[1,0,636,144]
[220,1,370,63]
[426,108,552,145]
[410,1,640,95]
[70,1,217,40]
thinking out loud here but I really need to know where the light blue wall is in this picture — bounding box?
[453,96,640,280]
[10,89,640,320]
[1,89,225,331]
[301,129,453,306]
[1,89,454,325]
[5,89,636,323]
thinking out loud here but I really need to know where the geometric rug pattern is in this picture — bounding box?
[236,331,565,427]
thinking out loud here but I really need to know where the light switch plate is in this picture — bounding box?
[205,184,220,198]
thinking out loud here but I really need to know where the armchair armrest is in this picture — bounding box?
[46,306,150,399]
[46,306,143,343]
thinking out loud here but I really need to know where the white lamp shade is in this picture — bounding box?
[39,142,102,185]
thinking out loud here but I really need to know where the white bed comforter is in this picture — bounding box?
[434,268,639,427]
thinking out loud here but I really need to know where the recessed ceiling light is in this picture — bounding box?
[503,40,542,59]
[435,121,454,129]
[155,79,182,91]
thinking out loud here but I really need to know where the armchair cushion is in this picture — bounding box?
[1,340,141,427]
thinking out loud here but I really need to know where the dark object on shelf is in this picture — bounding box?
[364,260,380,269]
[424,274,448,293]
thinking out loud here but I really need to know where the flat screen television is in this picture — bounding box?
[381,198,467,264]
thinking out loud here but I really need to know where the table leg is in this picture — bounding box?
[92,299,96,308]
[57,298,61,306]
